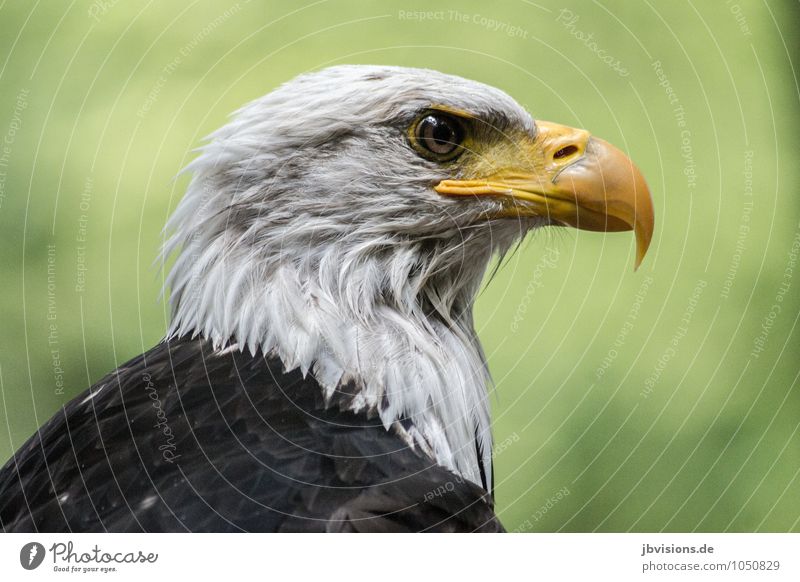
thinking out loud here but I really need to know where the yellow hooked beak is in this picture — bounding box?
[434,121,654,269]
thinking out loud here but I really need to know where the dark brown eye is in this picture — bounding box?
[414,114,465,159]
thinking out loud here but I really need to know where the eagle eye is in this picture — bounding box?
[412,113,466,160]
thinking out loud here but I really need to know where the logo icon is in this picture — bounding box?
[20,542,46,570]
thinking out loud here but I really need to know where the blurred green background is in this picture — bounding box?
[1,0,798,532]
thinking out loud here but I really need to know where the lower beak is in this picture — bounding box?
[434,121,654,270]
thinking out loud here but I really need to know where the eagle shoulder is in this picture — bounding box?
[0,337,502,532]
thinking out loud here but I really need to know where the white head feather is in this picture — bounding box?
[163,65,543,489]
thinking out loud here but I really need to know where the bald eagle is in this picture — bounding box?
[0,66,652,532]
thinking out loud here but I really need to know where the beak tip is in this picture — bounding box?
[556,135,655,272]
[633,214,654,271]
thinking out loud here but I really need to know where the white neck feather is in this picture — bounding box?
[164,193,513,489]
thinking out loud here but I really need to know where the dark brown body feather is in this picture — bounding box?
[0,336,503,532]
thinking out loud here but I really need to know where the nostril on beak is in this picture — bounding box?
[553,144,579,160]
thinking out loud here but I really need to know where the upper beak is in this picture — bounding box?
[434,121,654,270]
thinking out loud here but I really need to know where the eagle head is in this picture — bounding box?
[163,65,654,488]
